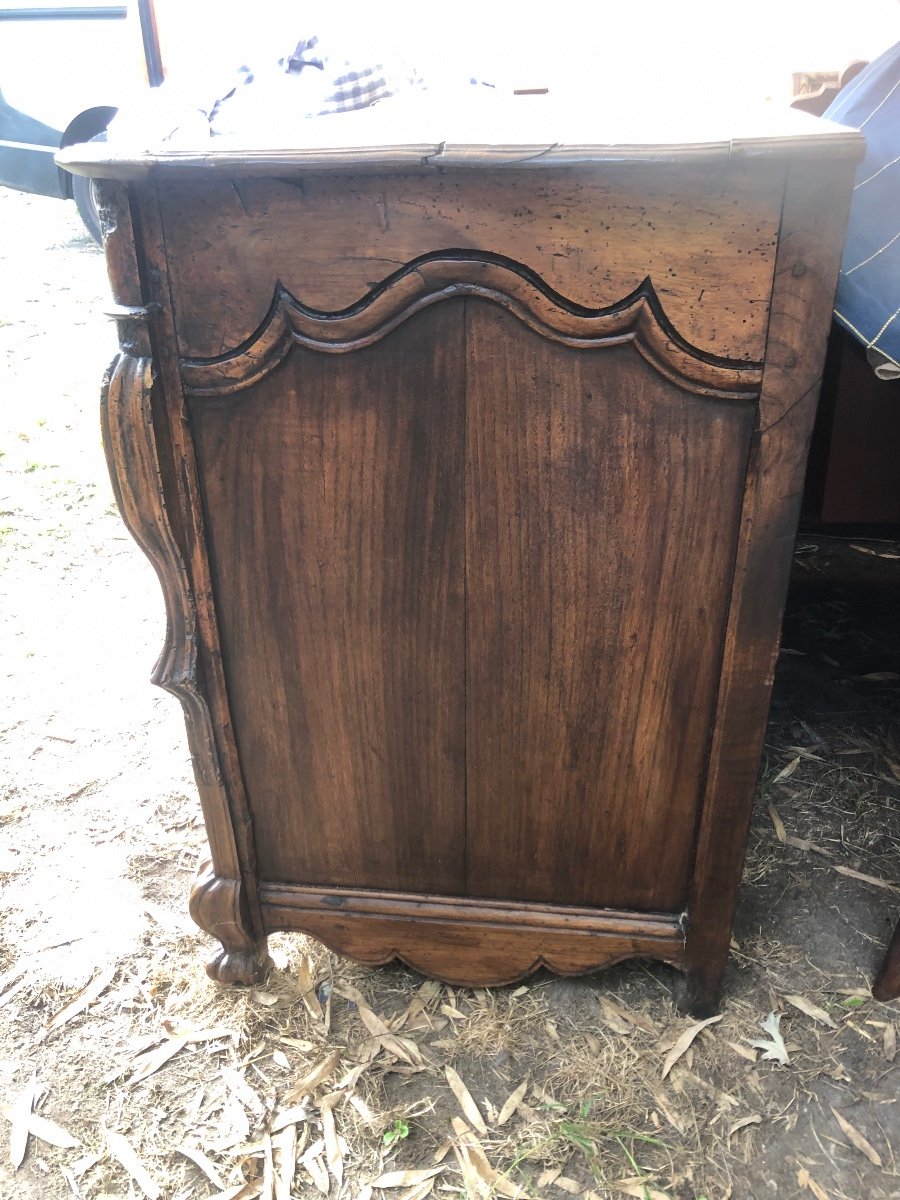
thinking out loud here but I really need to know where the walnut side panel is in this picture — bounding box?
[188,301,468,894]
[466,309,756,911]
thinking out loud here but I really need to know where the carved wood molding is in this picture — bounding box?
[190,859,272,984]
[259,882,685,987]
[101,351,246,881]
[180,253,763,401]
[101,353,195,695]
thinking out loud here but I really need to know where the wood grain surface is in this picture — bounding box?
[259,882,684,987]
[159,165,784,363]
[190,302,467,893]
[465,307,755,910]
[681,160,858,1014]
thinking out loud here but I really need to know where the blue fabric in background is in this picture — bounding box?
[825,41,900,369]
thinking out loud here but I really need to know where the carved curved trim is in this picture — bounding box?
[101,352,245,881]
[101,354,195,695]
[190,859,272,984]
[258,882,685,988]
[180,252,763,401]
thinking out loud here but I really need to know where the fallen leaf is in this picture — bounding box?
[496,1080,528,1127]
[418,979,441,1004]
[433,1138,452,1163]
[785,834,834,856]
[599,996,657,1034]
[8,1075,36,1169]
[70,1151,103,1177]
[831,1107,882,1167]
[377,1032,425,1066]
[768,803,787,844]
[371,1167,444,1188]
[300,1142,329,1195]
[553,1177,583,1194]
[399,1177,438,1200]
[45,965,116,1033]
[273,1123,297,1200]
[272,1050,290,1070]
[849,543,900,560]
[451,1118,522,1198]
[251,990,281,1008]
[884,1024,897,1062]
[831,864,900,893]
[270,1103,314,1132]
[0,963,24,994]
[783,995,838,1029]
[126,1035,190,1086]
[222,1067,265,1117]
[213,1184,264,1200]
[321,1095,343,1187]
[727,1114,762,1143]
[176,1144,226,1190]
[747,1012,790,1065]
[648,1085,686,1135]
[445,1066,487,1133]
[297,957,324,1022]
[597,999,631,1034]
[0,1104,80,1150]
[161,1021,237,1044]
[283,1050,341,1103]
[613,1180,670,1199]
[772,756,801,783]
[261,1133,274,1200]
[106,1131,162,1199]
[726,1041,758,1063]
[853,671,900,682]
[661,1015,722,1079]
[798,1168,830,1200]
[0,978,27,1012]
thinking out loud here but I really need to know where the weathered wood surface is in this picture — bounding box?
[680,160,858,1015]
[160,167,783,363]
[464,312,754,911]
[259,883,684,987]
[191,301,468,894]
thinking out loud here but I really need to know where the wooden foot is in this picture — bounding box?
[189,859,272,986]
[673,962,723,1018]
[872,920,900,1003]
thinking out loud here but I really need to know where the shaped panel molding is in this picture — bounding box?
[180,252,764,402]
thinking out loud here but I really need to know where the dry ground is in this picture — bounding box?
[1,184,898,1200]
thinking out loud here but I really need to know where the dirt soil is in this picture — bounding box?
[1,184,898,1200]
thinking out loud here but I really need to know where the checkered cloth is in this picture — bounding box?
[281,35,405,116]
[204,32,492,135]
[105,30,495,157]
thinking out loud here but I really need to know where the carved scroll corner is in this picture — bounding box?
[189,859,271,986]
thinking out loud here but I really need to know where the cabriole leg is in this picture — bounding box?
[189,858,272,986]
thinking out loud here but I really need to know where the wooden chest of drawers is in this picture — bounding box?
[62,110,862,1014]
